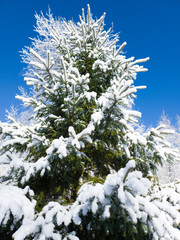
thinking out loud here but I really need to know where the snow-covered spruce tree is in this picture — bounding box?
[0,5,180,240]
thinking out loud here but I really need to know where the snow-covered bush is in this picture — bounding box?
[13,161,180,240]
[0,5,180,239]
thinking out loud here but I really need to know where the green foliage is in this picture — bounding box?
[0,214,21,240]
[72,213,146,240]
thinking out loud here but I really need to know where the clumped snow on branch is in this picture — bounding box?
[0,185,35,236]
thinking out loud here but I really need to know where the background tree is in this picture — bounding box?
[157,112,180,183]
[0,5,180,240]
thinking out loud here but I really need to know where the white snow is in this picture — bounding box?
[0,185,35,227]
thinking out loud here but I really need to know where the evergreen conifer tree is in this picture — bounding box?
[0,5,180,240]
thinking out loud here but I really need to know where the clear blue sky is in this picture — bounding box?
[0,0,179,127]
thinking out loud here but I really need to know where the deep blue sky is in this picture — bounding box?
[0,0,179,127]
